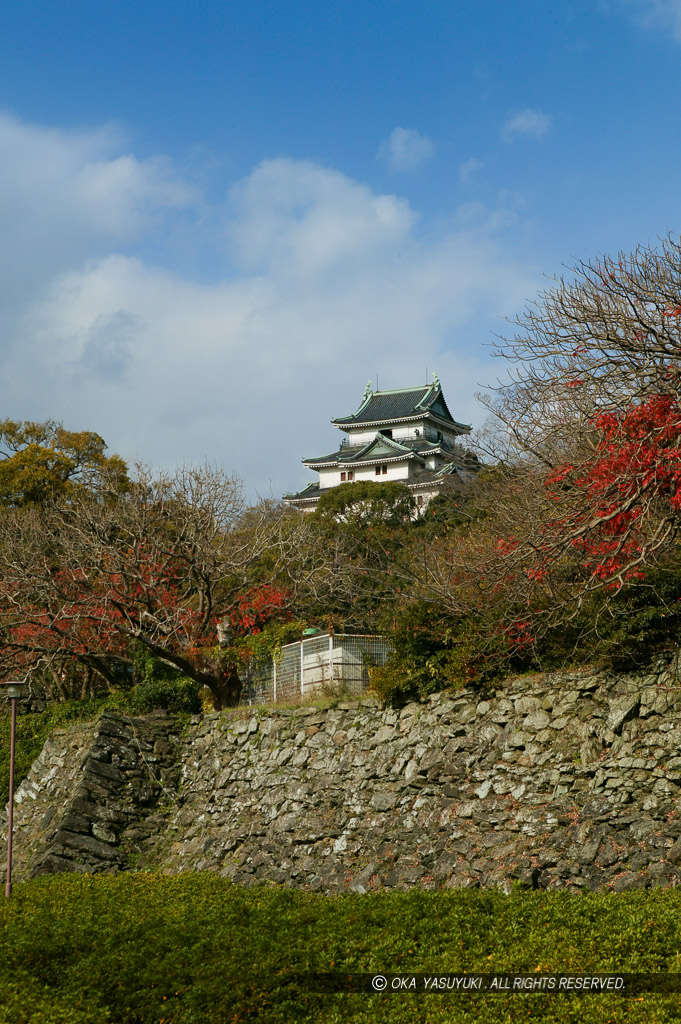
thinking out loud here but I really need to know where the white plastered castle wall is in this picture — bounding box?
[318,459,413,490]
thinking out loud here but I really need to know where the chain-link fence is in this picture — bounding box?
[241,633,391,705]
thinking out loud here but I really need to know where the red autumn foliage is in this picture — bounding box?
[546,394,681,586]
[229,584,291,635]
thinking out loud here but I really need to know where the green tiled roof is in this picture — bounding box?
[331,379,469,431]
[303,433,464,468]
[282,481,322,502]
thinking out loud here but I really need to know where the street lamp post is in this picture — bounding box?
[2,680,27,897]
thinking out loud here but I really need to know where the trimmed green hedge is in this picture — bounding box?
[2,875,681,1022]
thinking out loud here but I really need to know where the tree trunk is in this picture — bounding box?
[206,669,242,710]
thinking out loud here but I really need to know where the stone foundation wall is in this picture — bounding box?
[6,664,681,892]
[1,711,182,884]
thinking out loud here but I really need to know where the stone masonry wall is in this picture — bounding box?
[7,663,681,892]
[0,711,182,885]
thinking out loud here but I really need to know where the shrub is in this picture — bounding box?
[530,558,681,673]
[130,645,201,713]
[128,676,201,715]
[314,480,415,529]
[371,604,505,705]
[1,876,681,1023]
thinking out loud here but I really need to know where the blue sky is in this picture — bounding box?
[2,0,681,496]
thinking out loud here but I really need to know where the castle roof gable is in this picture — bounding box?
[303,432,424,469]
[331,375,469,433]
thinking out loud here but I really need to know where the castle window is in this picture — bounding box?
[348,471,354,480]
[340,472,346,481]
[376,464,388,476]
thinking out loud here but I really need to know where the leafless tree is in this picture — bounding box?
[383,237,681,665]
[481,235,681,463]
[473,236,681,596]
[0,464,357,707]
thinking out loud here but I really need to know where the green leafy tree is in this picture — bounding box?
[314,479,415,529]
[0,418,128,506]
[305,481,414,631]
[415,470,494,538]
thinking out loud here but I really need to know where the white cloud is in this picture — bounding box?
[378,127,435,172]
[0,111,194,250]
[0,115,539,498]
[501,108,552,141]
[459,158,483,184]
[0,111,196,338]
[228,158,414,275]
[615,0,681,40]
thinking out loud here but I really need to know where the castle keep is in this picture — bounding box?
[284,374,477,511]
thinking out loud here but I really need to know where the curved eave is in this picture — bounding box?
[333,412,428,429]
[427,412,471,433]
[308,432,429,468]
[433,462,465,479]
[345,452,424,469]
[302,455,342,468]
[409,478,445,491]
[308,451,425,470]
[282,482,321,502]
[414,441,460,457]
[332,411,471,433]
[413,384,439,410]
[305,431,422,468]
[283,494,320,505]
[304,441,464,470]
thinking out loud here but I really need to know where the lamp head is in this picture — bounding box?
[0,680,27,699]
